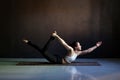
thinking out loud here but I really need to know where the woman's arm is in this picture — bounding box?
[52,31,73,51]
[79,41,102,55]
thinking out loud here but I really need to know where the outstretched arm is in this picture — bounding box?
[80,41,102,55]
[52,31,73,51]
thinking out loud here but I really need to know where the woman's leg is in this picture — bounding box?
[23,37,62,64]
[42,36,55,52]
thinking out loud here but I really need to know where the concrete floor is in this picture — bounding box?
[0,58,120,80]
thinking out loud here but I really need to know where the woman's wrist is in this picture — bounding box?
[55,34,59,38]
[96,45,98,47]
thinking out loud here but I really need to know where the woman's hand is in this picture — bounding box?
[96,41,102,47]
[52,31,57,37]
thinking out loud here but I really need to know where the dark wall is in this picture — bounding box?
[0,0,119,58]
[112,0,120,56]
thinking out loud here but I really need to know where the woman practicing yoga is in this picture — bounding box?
[23,31,102,64]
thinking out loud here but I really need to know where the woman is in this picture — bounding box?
[23,31,102,64]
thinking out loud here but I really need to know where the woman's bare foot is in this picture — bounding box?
[23,39,29,43]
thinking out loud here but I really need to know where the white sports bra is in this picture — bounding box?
[65,53,78,63]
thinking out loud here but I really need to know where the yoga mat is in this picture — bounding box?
[16,62,101,66]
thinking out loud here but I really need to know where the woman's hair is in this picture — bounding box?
[70,41,78,50]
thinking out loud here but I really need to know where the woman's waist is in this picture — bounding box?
[62,58,70,64]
